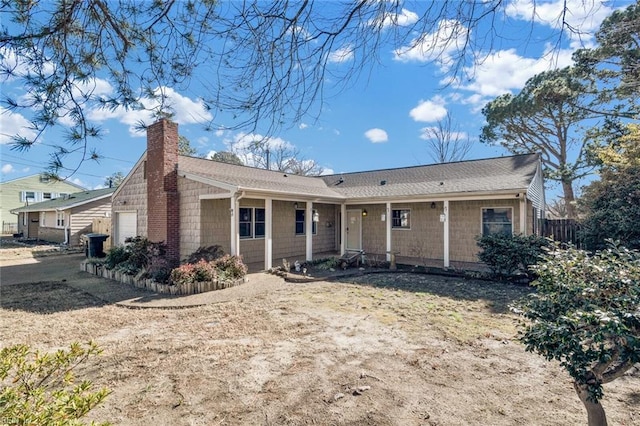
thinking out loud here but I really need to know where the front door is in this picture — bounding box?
[346,209,362,250]
[27,212,39,239]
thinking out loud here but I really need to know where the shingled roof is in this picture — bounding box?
[179,153,540,202]
[11,187,115,213]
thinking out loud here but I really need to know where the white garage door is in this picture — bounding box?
[116,212,137,245]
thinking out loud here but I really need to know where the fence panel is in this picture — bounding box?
[540,219,584,249]
[2,222,18,235]
[92,217,112,248]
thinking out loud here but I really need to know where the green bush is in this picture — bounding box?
[212,254,248,281]
[104,245,129,270]
[104,237,172,281]
[514,241,640,424]
[476,233,550,278]
[0,342,110,425]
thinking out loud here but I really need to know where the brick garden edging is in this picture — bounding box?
[80,261,247,296]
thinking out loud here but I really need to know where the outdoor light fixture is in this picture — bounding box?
[431,202,436,209]
[362,209,368,217]
[294,202,298,209]
[313,211,319,222]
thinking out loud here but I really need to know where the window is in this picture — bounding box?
[482,207,513,236]
[56,211,65,228]
[239,207,265,239]
[392,209,411,229]
[43,192,52,200]
[21,191,35,202]
[295,209,317,235]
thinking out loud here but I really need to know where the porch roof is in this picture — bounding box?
[179,153,540,202]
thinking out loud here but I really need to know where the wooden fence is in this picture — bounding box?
[92,217,112,248]
[2,222,18,235]
[539,219,584,248]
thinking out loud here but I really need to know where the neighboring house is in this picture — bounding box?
[0,174,85,234]
[11,187,115,246]
[113,120,545,271]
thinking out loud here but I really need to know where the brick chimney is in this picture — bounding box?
[146,119,180,264]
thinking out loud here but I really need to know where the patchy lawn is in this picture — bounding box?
[1,266,638,425]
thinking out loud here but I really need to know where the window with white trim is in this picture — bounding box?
[392,209,411,229]
[239,207,265,239]
[56,211,65,228]
[43,192,52,200]
[21,191,36,202]
[482,207,513,236]
[295,209,317,235]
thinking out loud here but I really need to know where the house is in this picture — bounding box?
[0,174,85,234]
[112,119,545,271]
[11,187,115,246]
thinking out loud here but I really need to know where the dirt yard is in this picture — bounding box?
[0,242,638,425]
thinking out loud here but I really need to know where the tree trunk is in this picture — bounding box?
[562,180,577,219]
[574,382,608,426]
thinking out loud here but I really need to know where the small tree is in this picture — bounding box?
[515,242,640,426]
[0,342,110,425]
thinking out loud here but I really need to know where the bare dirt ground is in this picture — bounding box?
[1,242,638,425]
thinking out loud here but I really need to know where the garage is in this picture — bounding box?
[116,211,137,245]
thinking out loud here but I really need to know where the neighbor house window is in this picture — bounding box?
[392,209,411,229]
[43,192,52,200]
[239,207,265,239]
[295,209,317,235]
[482,207,513,236]
[21,191,35,202]
[56,211,65,228]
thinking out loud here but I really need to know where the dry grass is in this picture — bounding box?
[1,254,638,425]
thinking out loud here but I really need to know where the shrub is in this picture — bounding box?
[184,245,224,264]
[514,241,640,425]
[0,341,110,425]
[476,233,550,279]
[104,245,129,270]
[212,254,247,280]
[170,260,218,287]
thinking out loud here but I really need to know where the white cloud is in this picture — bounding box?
[377,8,419,28]
[0,108,37,145]
[364,128,389,143]
[299,122,309,130]
[419,127,468,141]
[394,19,469,71]
[409,96,448,122]
[328,45,354,63]
[205,150,217,159]
[455,46,574,105]
[505,0,616,48]
[2,164,15,174]
[196,136,209,146]
[88,87,213,136]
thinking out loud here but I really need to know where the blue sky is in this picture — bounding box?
[0,0,631,199]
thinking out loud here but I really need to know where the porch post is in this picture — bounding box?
[265,197,273,270]
[443,200,450,268]
[305,201,313,261]
[520,197,527,235]
[340,204,346,255]
[386,202,392,261]
[230,196,237,256]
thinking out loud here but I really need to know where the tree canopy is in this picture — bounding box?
[480,67,597,218]
[0,0,601,176]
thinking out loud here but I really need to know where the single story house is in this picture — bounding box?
[112,119,545,271]
[11,187,115,246]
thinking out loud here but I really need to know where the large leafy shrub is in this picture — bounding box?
[0,342,110,425]
[514,242,640,425]
[169,255,246,287]
[476,234,550,278]
[104,237,172,281]
[212,254,248,280]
